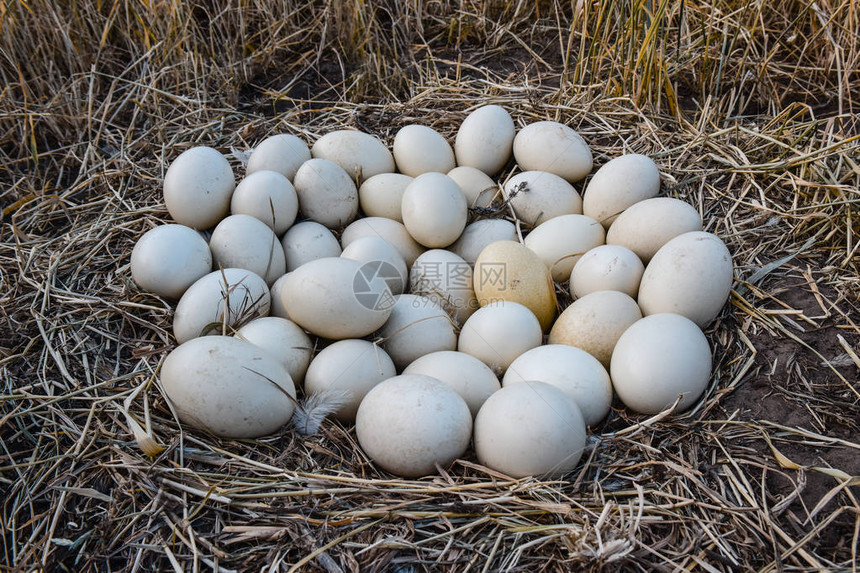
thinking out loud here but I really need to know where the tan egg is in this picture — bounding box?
[513,121,593,183]
[160,336,295,438]
[454,105,515,175]
[230,170,299,235]
[403,351,501,418]
[611,314,712,414]
[393,125,455,176]
[504,171,583,226]
[341,236,408,295]
[163,146,235,230]
[358,173,413,222]
[548,290,641,368]
[293,158,359,229]
[281,221,342,272]
[637,231,733,328]
[209,214,286,286]
[401,173,468,248]
[280,257,393,340]
[474,381,586,478]
[173,268,271,344]
[582,154,661,228]
[131,224,213,299]
[473,240,557,331]
[246,134,311,181]
[503,345,611,427]
[448,219,517,266]
[523,214,605,282]
[341,217,425,268]
[378,294,458,370]
[447,166,498,208]
[409,250,477,326]
[304,339,396,423]
[236,317,313,387]
[606,197,703,262]
[268,273,291,319]
[570,245,644,299]
[311,130,395,182]
[458,301,542,376]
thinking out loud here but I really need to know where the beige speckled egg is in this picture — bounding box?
[293,158,359,229]
[523,214,605,282]
[409,249,477,326]
[570,245,644,299]
[606,197,703,263]
[403,351,501,418]
[131,224,212,299]
[280,257,393,339]
[311,130,395,182]
[281,221,342,272]
[503,345,611,427]
[236,316,313,387]
[378,294,458,370]
[549,290,641,368]
[513,121,593,183]
[611,313,712,414]
[356,374,473,477]
[473,240,557,331]
[454,105,515,176]
[163,146,235,230]
[160,336,295,438]
[268,273,291,319]
[458,301,542,376]
[230,170,299,235]
[582,154,661,228]
[447,166,498,208]
[358,173,413,222]
[637,231,733,328]
[504,171,583,226]
[448,219,517,266]
[173,268,271,344]
[342,217,425,268]
[474,381,586,478]
[209,214,286,286]
[246,134,311,181]
[393,125,455,176]
[341,236,408,296]
[304,339,396,423]
[401,173,468,248]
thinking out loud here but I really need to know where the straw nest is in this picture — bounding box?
[1,1,858,571]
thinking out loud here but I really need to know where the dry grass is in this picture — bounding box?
[1,0,859,571]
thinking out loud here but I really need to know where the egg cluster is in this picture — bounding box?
[134,105,733,479]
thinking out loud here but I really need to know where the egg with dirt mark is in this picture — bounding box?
[504,171,583,226]
[311,130,395,182]
[570,244,645,299]
[293,158,359,229]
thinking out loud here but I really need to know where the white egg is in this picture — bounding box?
[281,221,342,272]
[611,313,712,414]
[304,339,397,423]
[268,273,291,319]
[131,224,212,299]
[356,374,472,477]
[230,170,299,235]
[403,351,501,418]
[358,173,413,222]
[504,171,583,225]
[401,173,468,248]
[474,381,586,478]
[236,317,313,387]
[341,217,425,268]
[246,134,311,181]
[523,214,605,282]
[637,231,733,328]
[570,245,644,299]
[409,250,477,326]
[548,290,642,368]
[393,125,455,176]
[458,301,542,376]
[582,154,661,228]
[163,146,235,230]
[341,236,408,295]
[503,345,611,427]
[293,158,359,229]
[513,121,592,182]
[209,214,286,286]
[606,197,703,262]
[446,166,498,208]
[378,294,458,370]
[311,130,395,181]
[454,105,515,175]
[173,268,271,344]
[448,219,517,266]
[160,336,295,438]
